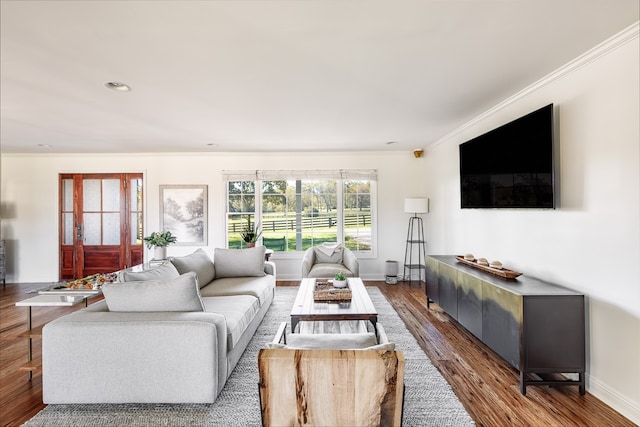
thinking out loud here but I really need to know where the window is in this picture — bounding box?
[227,180,257,249]
[225,170,376,255]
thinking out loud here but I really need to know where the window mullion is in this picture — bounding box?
[255,180,263,243]
[337,180,344,242]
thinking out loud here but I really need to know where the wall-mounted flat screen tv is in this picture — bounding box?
[459,104,555,209]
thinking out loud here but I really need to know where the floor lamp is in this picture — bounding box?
[403,198,429,283]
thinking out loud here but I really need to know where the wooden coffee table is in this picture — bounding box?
[290,277,377,333]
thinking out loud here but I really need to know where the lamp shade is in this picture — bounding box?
[404,198,429,214]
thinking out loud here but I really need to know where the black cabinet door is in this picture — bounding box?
[482,283,521,369]
[523,296,585,372]
[425,257,440,305]
[458,273,482,339]
[438,263,458,320]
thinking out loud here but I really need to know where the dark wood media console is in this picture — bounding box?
[425,255,585,395]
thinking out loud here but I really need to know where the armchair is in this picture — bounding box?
[258,322,404,426]
[301,244,359,278]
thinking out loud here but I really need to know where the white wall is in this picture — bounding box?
[424,26,639,423]
[0,151,427,282]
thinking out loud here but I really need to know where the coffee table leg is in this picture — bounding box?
[370,316,377,331]
[291,317,299,334]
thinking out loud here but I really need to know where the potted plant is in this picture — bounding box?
[333,272,347,288]
[240,218,262,248]
[143,230,177,260]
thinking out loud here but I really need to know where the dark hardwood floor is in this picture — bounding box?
[1,281,634,427]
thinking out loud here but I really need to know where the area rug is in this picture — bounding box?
[23,287,475,426]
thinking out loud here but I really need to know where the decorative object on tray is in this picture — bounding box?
[143,230,177,260]
[333,272,347,288]
[477,257,489,266]
[313,278,352,302]
[455,255,522,279]
[51,272,118,290]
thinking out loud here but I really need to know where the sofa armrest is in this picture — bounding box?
[343,248,359,277]
[264,261,276,277]
[301,247,316,278]
[42,306,228,404]
[375,322,389,344]
[272,321,288,345]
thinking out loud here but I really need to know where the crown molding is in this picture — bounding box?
[432,21,640,147]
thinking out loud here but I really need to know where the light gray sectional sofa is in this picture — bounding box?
[42,246,275,404]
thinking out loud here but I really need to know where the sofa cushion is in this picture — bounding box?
[267,332,382,350]
[202,295,260,349]
[120,262,180,282]
[214,247,265,278]
[314,243,343,263]
[200,275,274,305]
[170,249,216,288]
[267,340,395,352]
[102,272,205,312]
[308,263,355,278]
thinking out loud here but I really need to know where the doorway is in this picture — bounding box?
[59,173,143,280]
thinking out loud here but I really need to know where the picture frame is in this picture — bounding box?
[159,185,208,246]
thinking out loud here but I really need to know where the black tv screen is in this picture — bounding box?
[459,104,555,209]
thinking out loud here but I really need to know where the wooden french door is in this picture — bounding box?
[59,173,143,280]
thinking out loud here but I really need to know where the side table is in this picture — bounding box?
[265,249,274,261]
[15,294,93,380]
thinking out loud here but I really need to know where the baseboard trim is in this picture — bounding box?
[586,373,640,425]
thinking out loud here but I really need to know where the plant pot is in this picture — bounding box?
[246,242,256,248]
[153,246,167,260]
[333,279,347,288]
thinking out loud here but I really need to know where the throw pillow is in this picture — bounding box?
[102,272,205,312]
[364,342,396,351]
[314,243,343,264]
[265,341,396,352]
[277,332,378,350]
[214,246,266,278]
[170,248,215,288]
[120,261,180,282]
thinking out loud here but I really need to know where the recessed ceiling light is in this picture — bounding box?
[206,143,218,147]
[37,144,52,148]
[104,82,131,92]
[386,141,398,145]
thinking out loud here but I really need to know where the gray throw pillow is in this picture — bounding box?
[121,262,180,282]
[265,333,389,350]
[102,272,205,312]
[214,246,266,278]
[314,245,343,264]
[170,249,215,288]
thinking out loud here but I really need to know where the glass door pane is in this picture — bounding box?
[62,179,74,245]
[82,178,121,245]
[102,179,120,211]
[130,178,143,245]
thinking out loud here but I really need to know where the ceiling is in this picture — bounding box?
[1,1,638,154]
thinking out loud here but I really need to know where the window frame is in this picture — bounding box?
[224,170,377,258]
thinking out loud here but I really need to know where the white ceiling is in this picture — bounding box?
[1,1,638,154]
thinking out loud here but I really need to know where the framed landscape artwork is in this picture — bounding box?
[159,185,208,246]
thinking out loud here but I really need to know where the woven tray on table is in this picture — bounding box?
[313,280,352,302]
